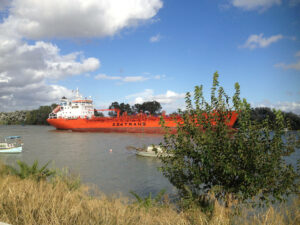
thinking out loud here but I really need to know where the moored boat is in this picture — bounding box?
[136,145,174,157]
[0,136,23,153]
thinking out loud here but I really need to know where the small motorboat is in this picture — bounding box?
[0,136,23,153]
[126,145,173,158]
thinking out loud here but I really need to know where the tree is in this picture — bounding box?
[160,72,299,207]
[108,102,132,116]
[108,102,120,117]
[132,103,143,114]
[143,101,162,115]
[249,107,300,130]
[120,103,132,115]
[251,107,276,123]
[108,101,162,116]
[94,110,104,117]
[26,105,54,125]
[132,101,162,115]
[284,112,300,130]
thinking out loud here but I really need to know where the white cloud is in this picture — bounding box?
[231,0,281,11]
[126,89,155,100]
[0,0,164,111]
[0,72,11,83]
[275,50,300,70]
[241,33,283,49]
[126,89,186,112]
[135,97,144,104]
[95,74,122,80]
[123,76,148,82]
[95,73,165,82]
[256,100,300,114]
[0,35,100,111]
[95,74,148,82]
[155,91,185,104]
[153,74,166,79]
[275,61,300,70]
[150,34,161,43]
[1,0,163,39]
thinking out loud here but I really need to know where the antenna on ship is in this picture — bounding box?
[74,88,82,99]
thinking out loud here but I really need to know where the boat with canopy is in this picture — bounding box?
[0,136,23,153]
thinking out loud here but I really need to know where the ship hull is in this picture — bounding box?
[47,111,238,134]
[47,117,177,134]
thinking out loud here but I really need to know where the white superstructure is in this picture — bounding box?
[49,89,94,119]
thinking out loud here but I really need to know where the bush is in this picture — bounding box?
[5,160,56,182]
[160,72,299,207]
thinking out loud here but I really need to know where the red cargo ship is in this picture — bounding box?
[47,89,237,134]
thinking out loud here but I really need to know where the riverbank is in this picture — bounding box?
[0,111,27,125]
[0,162,299,225]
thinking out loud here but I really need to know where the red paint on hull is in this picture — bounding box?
[47,111,238,134]
[47,116,177,134]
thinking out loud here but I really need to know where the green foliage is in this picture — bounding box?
[283,111,300,130]
[26,104,57,125]
[108,101,162,116]
[94,109,104,117]
[133,101,162,115]
[6,160,56,182]
[160,72,299,207]
[248,107,300,130]
[108,102,133,116]
[130,189,166,209]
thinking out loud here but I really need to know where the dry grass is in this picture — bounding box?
[232,198,300,225]
[0,173,299,225]
[0,175,202,225]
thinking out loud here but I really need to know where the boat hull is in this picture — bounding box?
[136,151,174,157]
[0,146,22,153]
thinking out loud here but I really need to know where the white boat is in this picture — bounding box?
[136,145,173,157]
[0,136,23,153]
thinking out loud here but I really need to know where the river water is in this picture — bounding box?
[0,125,299,199]
[0,125,176,198]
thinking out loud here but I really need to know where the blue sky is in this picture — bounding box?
[0,0,299,113]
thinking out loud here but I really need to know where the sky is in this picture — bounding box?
[0,0,299,114]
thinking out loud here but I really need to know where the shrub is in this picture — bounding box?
[129,189,167,209]
[6,160,56,182]
[160,72,299,207]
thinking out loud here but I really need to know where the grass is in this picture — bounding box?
[0,162,299,225]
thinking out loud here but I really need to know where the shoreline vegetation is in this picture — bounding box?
[0,105,300,130]
[0,105,299,130]
[0,160,299,225]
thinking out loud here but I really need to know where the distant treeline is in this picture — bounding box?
[0,104,57,125]
[26,105,58,125]
[0,105,299,130]
[250,107,300,130]
[107,101,162,116]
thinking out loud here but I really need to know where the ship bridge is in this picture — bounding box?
[48,89,94,119]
